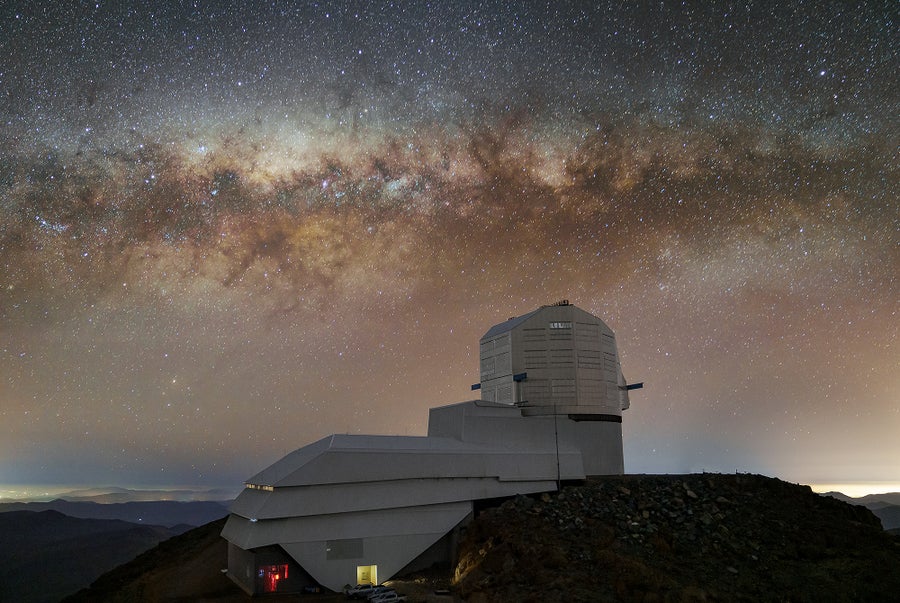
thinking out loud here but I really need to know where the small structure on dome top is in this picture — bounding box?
[221,301,640,595]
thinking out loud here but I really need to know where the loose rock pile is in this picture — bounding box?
[453,474,900,602]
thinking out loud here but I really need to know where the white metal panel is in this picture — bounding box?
[524,349,546,368]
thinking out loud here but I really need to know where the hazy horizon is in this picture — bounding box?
[3,478,900,504]
[0,483,241,502]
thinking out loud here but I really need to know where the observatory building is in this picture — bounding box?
[221,301,638,594]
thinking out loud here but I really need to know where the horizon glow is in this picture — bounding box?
[2,480,898,503]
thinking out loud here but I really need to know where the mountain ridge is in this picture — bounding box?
[820,491,900,506]
[1,485,238,503]
[0,498,229,528]
[821,491,900,530]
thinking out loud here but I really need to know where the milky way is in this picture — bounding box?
[1,2,897,492]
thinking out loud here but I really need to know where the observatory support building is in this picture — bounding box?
[221,302,637,594]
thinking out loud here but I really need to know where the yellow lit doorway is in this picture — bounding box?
[356,564,377,585]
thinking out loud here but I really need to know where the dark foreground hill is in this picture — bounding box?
[65,474,900,603]
[0,511,181,603]
[63,517,249,603]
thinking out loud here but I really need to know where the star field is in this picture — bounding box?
[1,1,897,492]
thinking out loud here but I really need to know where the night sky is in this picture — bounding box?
[1,2,897,496]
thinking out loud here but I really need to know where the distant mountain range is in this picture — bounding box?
[0,510,183,603]
[0,498,230,528]
[4,485,239,503]
[821,491,900,531]
[0,498,232,602]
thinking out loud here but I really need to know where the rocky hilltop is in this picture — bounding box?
[66,474,900,602]
[454,474,900,602]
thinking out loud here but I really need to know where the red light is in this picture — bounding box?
[259,564,289,593]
